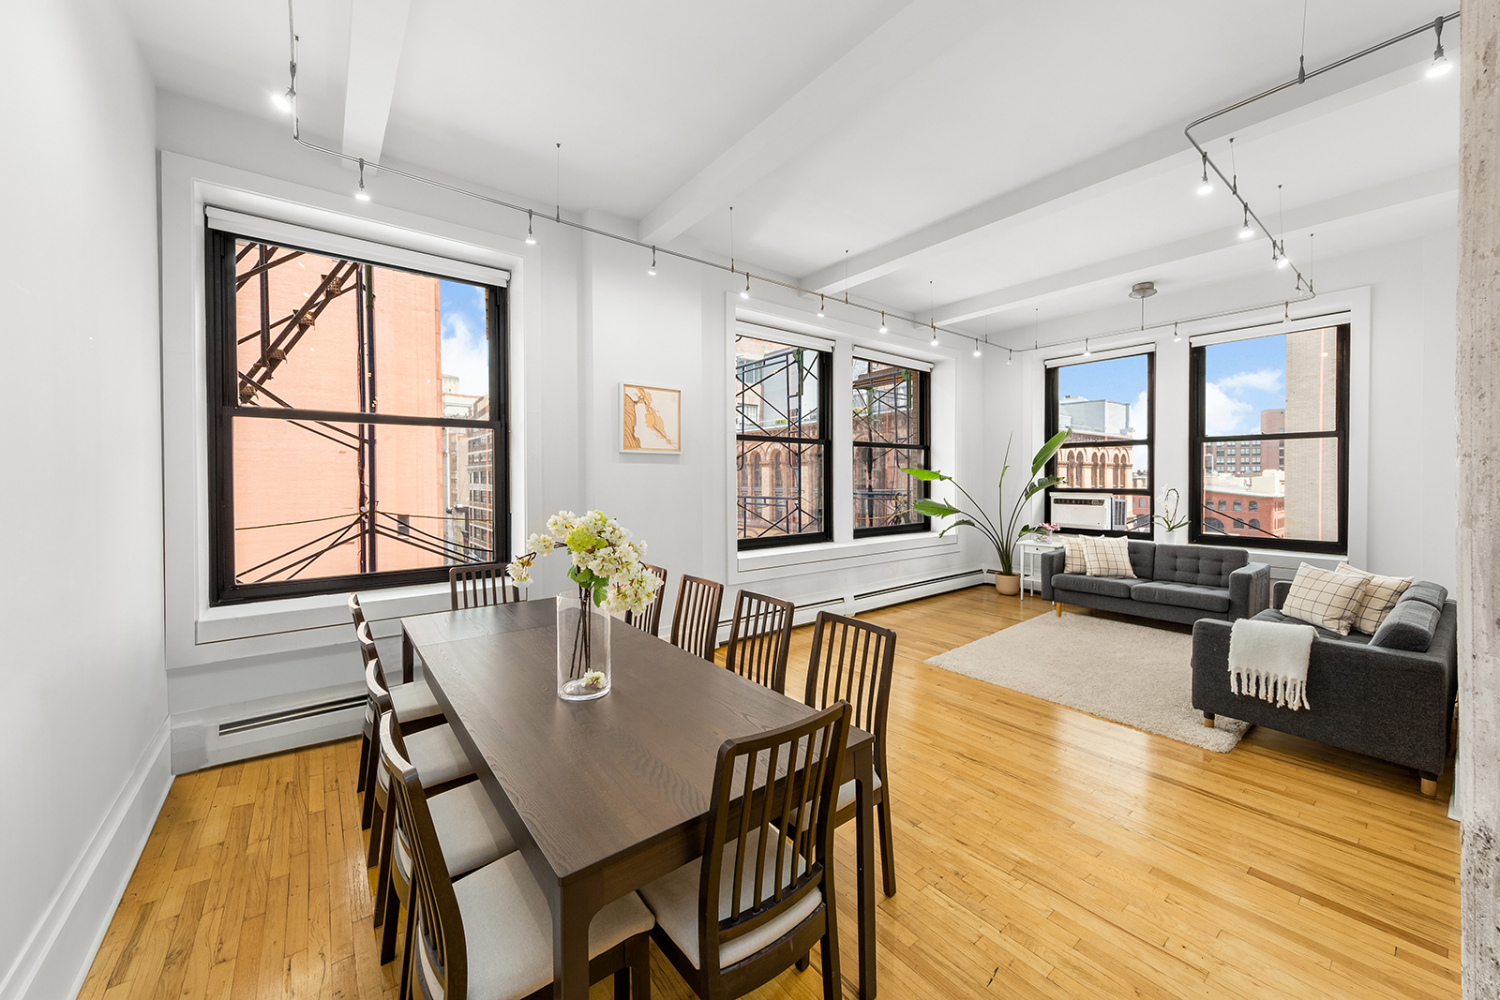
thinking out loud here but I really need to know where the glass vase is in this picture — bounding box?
[556,590,611,701]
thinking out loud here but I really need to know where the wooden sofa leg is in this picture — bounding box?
[1420,772,1438,797]
[1054,602,1061,617]
[1202,712,1215,729]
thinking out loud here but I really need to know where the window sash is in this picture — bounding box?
[852,365,930,538]
[735,339,833,550]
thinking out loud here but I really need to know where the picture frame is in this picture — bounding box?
[620,383,681,454]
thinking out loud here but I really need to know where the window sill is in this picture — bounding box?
[194,580,455,646]
[734,531,959,576]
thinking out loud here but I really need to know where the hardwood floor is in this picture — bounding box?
[77,587,1459,1000]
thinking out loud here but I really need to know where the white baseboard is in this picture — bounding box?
[0,718,172,1000]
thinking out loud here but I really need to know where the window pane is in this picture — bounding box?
[854,447,924,531]
[232,239,490,416]
[735,337,821,439]
[852,360,922,445]
[1054,443,1150,489]
[1201,327,1339,436]
[1056,355,1148,440]
[231,416,492,584]
[1200,437,1338,542]
[736,440,825,541]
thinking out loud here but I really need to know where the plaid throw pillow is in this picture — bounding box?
[1334,562,1412,634]
[1059,536,1088,574]
[1282,563,1367,635]
[1082,536,1135,578]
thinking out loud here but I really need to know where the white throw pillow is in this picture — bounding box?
[1082,536,1135,578]
[1334,562,1412,634]
[1281,563,1368,635]
[1059,536,1088,574]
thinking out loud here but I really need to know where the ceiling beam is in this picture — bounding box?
[638,0,999,246]
[801,43,1443,296]
[340,0,413,166]
[932,167,1456,327]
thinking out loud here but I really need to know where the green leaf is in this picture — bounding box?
[1031,429,1072,477]
[937,518,980,538]
[913,498,962,518]
[902,468,951,482]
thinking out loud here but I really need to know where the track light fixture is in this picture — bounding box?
[817,295,825,318]
[1273,241,1289,269]
[1196,153,1213,196]
[1006,348,1013,366]
[879,312,888,334]
[647,246,656,276]
[526,210,536,245]
[1428,16,1453,77]
[973,339,982,358]
[1238,207,1254,239]
[355,158,370,202]
[930,324,939,347]
[1173,322,1181,343]
[740,272,750,299]
[272,88,294,113]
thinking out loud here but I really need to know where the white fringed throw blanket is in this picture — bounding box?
[1228,618,1316,710]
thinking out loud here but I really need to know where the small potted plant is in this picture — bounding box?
[904,429,1070,595]
[1153,488,1191,545]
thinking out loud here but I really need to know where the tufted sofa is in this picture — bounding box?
[1039,540,1270,624]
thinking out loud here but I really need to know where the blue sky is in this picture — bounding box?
[439,280,490,397]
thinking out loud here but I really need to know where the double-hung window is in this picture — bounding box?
[206,220,509,604]
[1044,351,1155,536]
[735,333,832,549]
[1189,324,1349,552]
[852,352,931,537]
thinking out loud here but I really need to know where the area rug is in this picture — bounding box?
[925,613,1251,752]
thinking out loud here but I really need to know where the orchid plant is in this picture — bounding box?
[1153,488,1190,532]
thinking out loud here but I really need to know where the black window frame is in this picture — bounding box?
[1188,323,1350,554]
[1044,351,1156,539]
[206,228,510,605]
[734,337,834,551]
[852,359,931,539]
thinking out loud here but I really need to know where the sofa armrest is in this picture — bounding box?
[1228,562,1270,620]
[1272,580,1291,610]
[1039,548,1066,602]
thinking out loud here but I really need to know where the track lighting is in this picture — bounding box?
[1273,242,1289,269]
[817,295,824,318]
[740,273,750,299]
[879,312,888,334]
[647,247,656,276]
[272,88,294,113]
[355,158,370,202]
[1238,207,1254,239]
[930,325,939,346]
[1429,17,1453,78]
[1173,322,1181,343]
[1196,153,1213,196]
[1006,349,1013,366]
[973,340,982,358]
[526,211,536,245]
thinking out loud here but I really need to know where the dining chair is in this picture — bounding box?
[624,564,669,637]
[669,575,725,662]
[350,595,372,797]
[803,611,899,898]
[357,621,444,810]
[449,563,519,609]
[375,713,520,987]
[722,591,795,694]
[383,712,656,1000]
[638,701,852,1000]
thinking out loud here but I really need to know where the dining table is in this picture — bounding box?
[400,599,880,1000]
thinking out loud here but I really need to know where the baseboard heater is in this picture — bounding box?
[218,694,366,737]
[854,569,984,602]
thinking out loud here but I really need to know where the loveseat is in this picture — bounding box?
[1191,580,1458,795]
[1038,540,1270,624]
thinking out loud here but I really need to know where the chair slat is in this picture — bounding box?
[447,562,518,610]
[670,575,724,662]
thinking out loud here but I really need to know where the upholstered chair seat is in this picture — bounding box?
[394,780,517,882]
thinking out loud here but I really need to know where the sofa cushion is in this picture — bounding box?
[1370,599,1441,652]
[1251,608,1374,644]
[1130,581,1231,613]
[1127,541,1155,580]
[1399,581,1449,611]
[1051,573,1135,600]
[1154,545,1248,587]
[1058,536,1088,574]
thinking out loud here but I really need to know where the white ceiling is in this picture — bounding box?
[119,0,1459,338]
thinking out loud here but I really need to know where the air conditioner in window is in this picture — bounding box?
[1050,493,1112,531]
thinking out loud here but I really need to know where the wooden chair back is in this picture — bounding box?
[356,621,390,689]
[670,575,725,662]
[697,702,851,978]
[448,563,518,610]
[623,564,668,637]
[378,712,467,1000]
[804,612,897,773]
[348,593,366,631]
[724,591,796,693]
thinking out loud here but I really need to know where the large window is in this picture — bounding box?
[852,356,930,536]
[1044,352,1154,536]
[735,336,832,548]
[1189,325,1349,552]
[206,230,508,604]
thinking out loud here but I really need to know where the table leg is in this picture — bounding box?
[552,883,593,1000]
[402,632,414,685]
[854,742,877,1000]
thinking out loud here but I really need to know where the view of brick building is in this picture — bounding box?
[1055,395,1152,531]
[735,337,825,541]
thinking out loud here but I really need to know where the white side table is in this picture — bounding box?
[1018,538,1063,600]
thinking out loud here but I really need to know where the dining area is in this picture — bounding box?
[351,512,900,1000]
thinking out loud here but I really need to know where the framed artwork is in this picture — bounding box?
[620,383,681,453]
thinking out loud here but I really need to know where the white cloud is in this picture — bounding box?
[1204,382,1252,436]
[441,312,490,398]
[1215,368,1282,394]
[1132,390,1148,433]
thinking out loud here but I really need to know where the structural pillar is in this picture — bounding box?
[1458,1,1500,996]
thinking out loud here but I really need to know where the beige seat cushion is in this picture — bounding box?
[380,724,474,791]
[396,781,517,881]
[639,827,823,970]
[791,771,881,824]
[389,679,444,723]
[414,852,653,1000]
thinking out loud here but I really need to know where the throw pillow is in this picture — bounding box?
[1334,562,1412,634]
[1082,536,1135,578]
[1281,563,1367,635]
[1369,599,1441,652]
[1399,581,1450,610]
[1059,536,1087,574]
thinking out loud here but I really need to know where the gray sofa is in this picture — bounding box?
[1192,580,1458,795]
[1039,540,1270,624]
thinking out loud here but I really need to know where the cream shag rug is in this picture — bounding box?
[926,612,1251,752]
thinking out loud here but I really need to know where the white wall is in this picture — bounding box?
[982,229,1459,588]
[0,2,172,999]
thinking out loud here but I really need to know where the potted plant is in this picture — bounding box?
[903,429,1071,595]
[1153,488,1190,545]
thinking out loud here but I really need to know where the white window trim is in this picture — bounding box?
[724,296,961,582]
